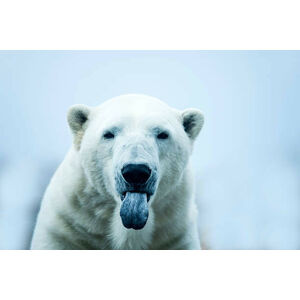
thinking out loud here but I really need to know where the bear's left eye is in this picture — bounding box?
[103,131,115,139]
[157,132,169,140]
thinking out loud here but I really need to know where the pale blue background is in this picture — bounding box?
[0,51,299,249]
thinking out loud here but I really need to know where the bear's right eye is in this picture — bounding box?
[157,132,169,140]
[103,131,115,139]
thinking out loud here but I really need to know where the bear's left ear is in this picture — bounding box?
[181,109,204,140]
[67,104,91,149]
[68,104,90,134]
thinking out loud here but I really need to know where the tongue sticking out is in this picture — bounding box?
[120,192,149,230]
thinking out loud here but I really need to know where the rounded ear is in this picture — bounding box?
[182,108,204,140]
[67,104,90,149]
[67,104,90,133]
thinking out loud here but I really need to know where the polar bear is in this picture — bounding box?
[31,94,204,250]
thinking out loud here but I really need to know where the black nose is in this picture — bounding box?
[121,164,151,184]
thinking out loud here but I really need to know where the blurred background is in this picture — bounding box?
[0,51,299,249]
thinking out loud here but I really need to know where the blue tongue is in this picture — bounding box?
[120,192,149,230]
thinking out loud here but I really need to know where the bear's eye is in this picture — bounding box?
[157,132,169,140]
[103,131,115,139]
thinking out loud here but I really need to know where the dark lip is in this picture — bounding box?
[120,192,151,202]
[115,170,158,200]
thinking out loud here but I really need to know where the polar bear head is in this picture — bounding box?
[67,94,204,230]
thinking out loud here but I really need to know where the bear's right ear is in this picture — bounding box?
[181,108,204,140]
[67,104,90,149]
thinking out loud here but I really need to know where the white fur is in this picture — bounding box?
[31,94,204,250]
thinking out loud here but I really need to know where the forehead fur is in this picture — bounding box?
[91,94,180,128]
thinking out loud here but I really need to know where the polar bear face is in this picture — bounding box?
[67,95,204,230]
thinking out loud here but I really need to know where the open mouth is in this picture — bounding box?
[116,163,157,230]
[121,192,151,202]
[119,191,151,230]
